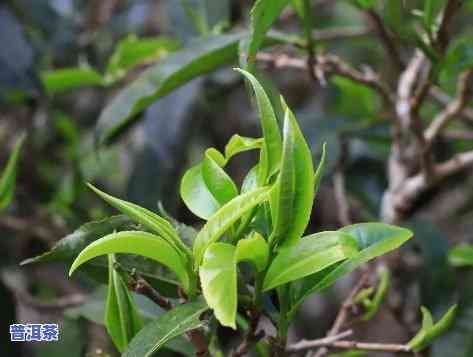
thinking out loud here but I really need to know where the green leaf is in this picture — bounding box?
[21,216,180,297]
[224,135,263,161]
[69,231,190,292]
[289,223,413,317]
[270,99,315,249]
[408,305,458,352]
[199,243,238,328]
[235,232,269,272]
[263,231,358,291]
[0,133,25,211]
[202,149,238,205]
[181,164,221,220]
[123,299,208,357]
[235,69,282,182]
[105,255,143,352]
[105,35,180,82]
[41,66,104,94]
[200,235,269,328]
[449,244,473,267]
[243,0,291,68]
[193,186,271,267]
[96,32,245,144]
[87,184,190,258]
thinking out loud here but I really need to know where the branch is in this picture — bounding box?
[364,9,403,73]
[312,26,372,42]
[232,310,264,357]
[256,52,394,106]
[312,272,370,357]
[430,87,473,122]
[287,331,410,354]
[425,69,473,146]
[128,271,209,356]
[128,271,172,310]
[286,330,353,352]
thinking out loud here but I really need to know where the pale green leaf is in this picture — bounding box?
[244,0,292,69]
[181,164,220,220]
[199,243,238,328]
[235,232,269,272]
[69,231,190,292]
[193,186,271,267]
[202,149,238,205]
[224,135,263,161]
[235,69,282,183]
[87,184,190,258]
[271,99,315,249]
[289,223,413,317]
[263,231,358,291]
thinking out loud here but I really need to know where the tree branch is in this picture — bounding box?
[256,52,394,106]
[425,69,473,147]
[312,272,370,357]
[128,271,209,356]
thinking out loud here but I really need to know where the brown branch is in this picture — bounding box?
[312,26,372,42]
[286,330,353,352]
[312,272,370,357]
[435,0,463,53]
[364,9,403,73]
[287,330,410,354]
[430,87,473,122]
[232,310,264,357]
[128,271,209,356]
[425,69,473,147]
[128,271,173,310]
[256,52,394,106]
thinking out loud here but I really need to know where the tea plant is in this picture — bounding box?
[27,69,438,356]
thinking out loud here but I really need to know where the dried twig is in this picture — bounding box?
[256,52,394,106]
[287,330,410,354]
[312,272,370,357]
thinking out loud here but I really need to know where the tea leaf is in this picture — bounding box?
[289,223,413,317]
[199,243,238,328]
[123,299,208,357]
[97,33,245,144]
[263,231,358,291]
[69,231,190,292]
[105,255,143,352]
[193,186,271,267]
[235,69,282,182]
[181,164,221,220]
[88,184,190,258]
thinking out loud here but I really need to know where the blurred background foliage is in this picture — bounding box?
[1,0,473,356]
